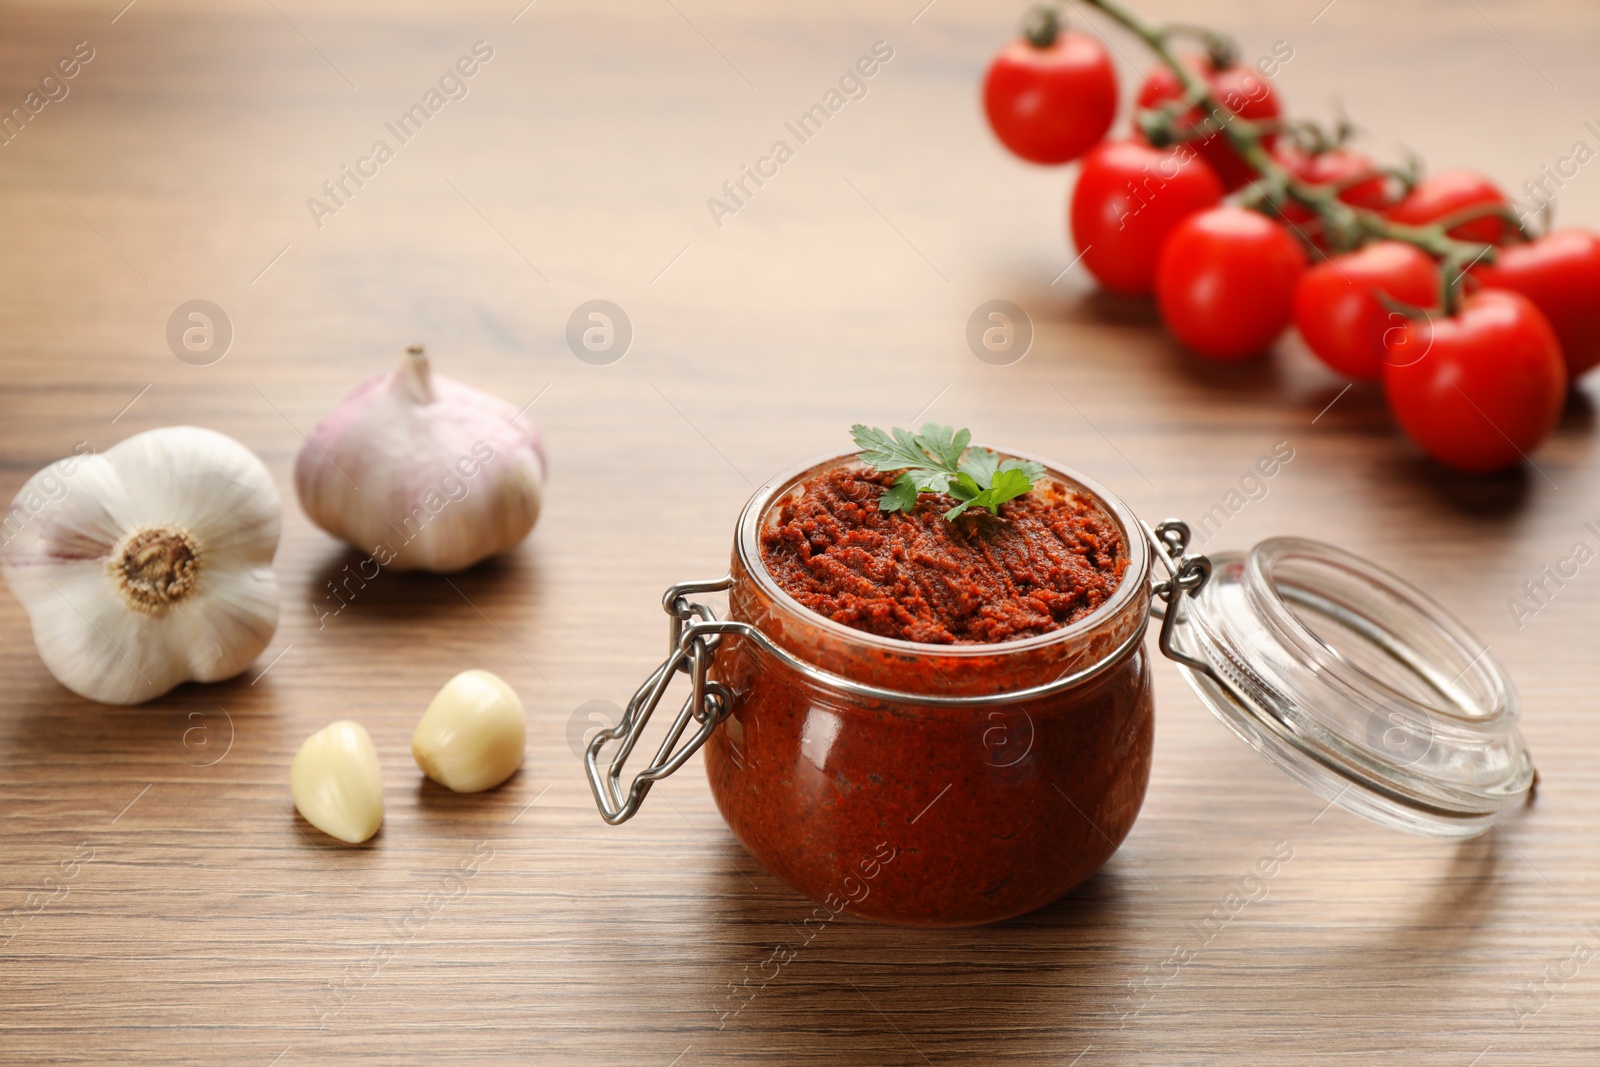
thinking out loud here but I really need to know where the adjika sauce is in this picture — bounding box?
[704,455,1152,925]
[760,466,1127,644]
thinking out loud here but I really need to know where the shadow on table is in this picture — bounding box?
[683,844,1137,1063]
[1559,384,1596,434]
[1045,284,1304,401]
[677,820,1510,1063]
[303,543,541,630]
[1377,827,1505,953]
[1373,450,1533,519]
[1070,287,1163,329]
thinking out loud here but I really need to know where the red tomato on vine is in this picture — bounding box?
[1135,55,1281,191]
[1383,290,1565,473]
[1472,229,1600,380]
[1272,144,1395,229]
[1069,140,1225,296]
[1388,170,1513,245]
[984,10,1117,165]
[1293,241,1439,380]
[1155,206,1306,361]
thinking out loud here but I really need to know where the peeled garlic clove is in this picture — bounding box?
[294,345,544,573]
[412,670,526,793]
[291,720,384,843]
[0,427,280,705]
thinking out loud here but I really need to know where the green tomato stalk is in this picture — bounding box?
[1074,0,1514,313]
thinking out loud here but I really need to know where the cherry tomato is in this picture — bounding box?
[1387,170,1511,245]
[1155,206,1307,361]
[1272,144,1395,226]
[1383,290,1565,473]
[1472,229,1600,380]
[1135,56,1281,191]
[1070,140,1225,296]
[984,28,1117,165]
[1293,241,1439,380]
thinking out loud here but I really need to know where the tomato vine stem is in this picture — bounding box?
[1077,0,1499,313]
[1022,5,1061,49]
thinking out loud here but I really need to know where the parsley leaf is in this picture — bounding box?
[879,472,921,513]
[947,471,983,502]
[851,424,929,471]
[916,423,970,470]
[944,467,1035,520]
[851,423,1040,519]
[999,457,1046,483]
[961,447,999,490]
[986,465,1034,507]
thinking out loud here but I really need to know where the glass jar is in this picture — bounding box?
[586,449,1535,928]
[712,452,1152,926]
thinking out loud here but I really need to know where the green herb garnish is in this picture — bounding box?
[850,423,1045,520]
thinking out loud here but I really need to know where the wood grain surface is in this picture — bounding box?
[3,0,1600,1063]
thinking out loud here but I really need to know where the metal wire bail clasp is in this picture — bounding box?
[1143,519,1219,680]
[585,576,736,824]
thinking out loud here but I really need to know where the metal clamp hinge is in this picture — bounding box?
[1144,519,1219,679]
[585,575,736,825]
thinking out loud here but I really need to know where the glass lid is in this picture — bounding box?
[1150,524,1535,839]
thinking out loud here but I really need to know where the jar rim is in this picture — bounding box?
[735,447,1151,660]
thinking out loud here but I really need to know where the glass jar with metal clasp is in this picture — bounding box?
[584,449,1536,927]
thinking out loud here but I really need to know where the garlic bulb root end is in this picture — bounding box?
[0,426,281,705]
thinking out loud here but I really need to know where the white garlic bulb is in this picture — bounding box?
[294,345,544,572]
[0,426,281,705]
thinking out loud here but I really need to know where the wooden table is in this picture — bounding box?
[3,0,1599,1062]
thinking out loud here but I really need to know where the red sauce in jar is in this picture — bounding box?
[759,466,1128,645]
[706,453,1154,926]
